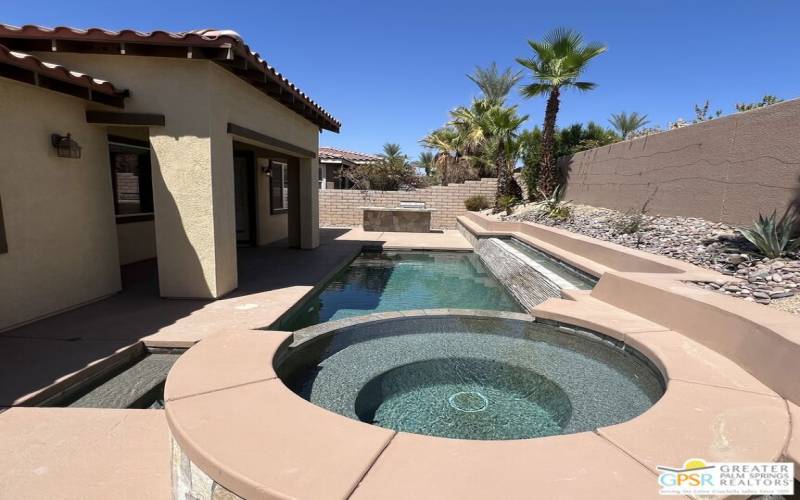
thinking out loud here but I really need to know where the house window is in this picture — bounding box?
[0,194,7,254]
[109,136,153,223]
[270,160,288,214]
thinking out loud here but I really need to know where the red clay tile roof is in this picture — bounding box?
[0,43,127,107]
[319,147,380,162]
[0,24,339,131]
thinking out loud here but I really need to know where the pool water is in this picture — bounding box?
[278,315,664,440]
[277,251,523,330]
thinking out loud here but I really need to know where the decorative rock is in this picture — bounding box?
[508,203,800,311]
[727,255,747,265]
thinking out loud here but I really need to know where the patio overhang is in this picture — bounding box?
[227,122,316,158]
[0,42,127,108]
[86,111,165,126]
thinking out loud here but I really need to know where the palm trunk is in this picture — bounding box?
[538,87,561,197]
[495,138,510,208]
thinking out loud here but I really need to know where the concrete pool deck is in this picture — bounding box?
[0,228,469,499]
[2,220,800,499]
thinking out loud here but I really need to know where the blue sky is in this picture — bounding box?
[5,1,799,158]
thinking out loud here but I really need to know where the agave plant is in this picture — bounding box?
[538,184,572,220]
[738,211,800,259]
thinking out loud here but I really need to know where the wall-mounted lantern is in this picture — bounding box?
[51,133,82,159]
[259,158,272,176]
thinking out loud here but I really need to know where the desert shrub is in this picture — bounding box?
[613,208,649,235]
[548,203,573,221]
[464,195,490,212]
[738,211,800,258]
[496,195,518,216]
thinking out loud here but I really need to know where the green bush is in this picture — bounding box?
[496,195,518,216]
[464,195,490,212]
[739,211,800,258]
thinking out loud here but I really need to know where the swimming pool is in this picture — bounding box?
[276,250,524,330]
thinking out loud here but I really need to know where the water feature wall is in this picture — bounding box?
[475,238,578,312]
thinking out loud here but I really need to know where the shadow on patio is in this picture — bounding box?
[0,228,370,407]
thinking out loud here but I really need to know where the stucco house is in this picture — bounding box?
[318,146,379,189]
[0,25,340,332]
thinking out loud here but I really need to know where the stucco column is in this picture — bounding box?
[149,127,237,299]
[299,158,320,249]
[287,158,300,248]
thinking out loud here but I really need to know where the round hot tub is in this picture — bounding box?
[276,312,664,440]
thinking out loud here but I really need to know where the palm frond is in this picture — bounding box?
[520,82,553,98]
[518,28,607,96]
[467,62,523,104]
[572,81,597,92]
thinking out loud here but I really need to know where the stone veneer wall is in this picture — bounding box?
[474,238,562,312]
[172,437,243,500]
[558,98,800,225]
[319,178,497,229]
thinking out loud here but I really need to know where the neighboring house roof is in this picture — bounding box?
[318,147,380,163]
[0,24,340,132]
[0,43,128,107]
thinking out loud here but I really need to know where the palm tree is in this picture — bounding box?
[609,112,649,139]
[379,143,406,166]
[450,98,495,176]
[473,105,528,203]
[418,151,435,176]
[467,62,522,105]
[420,127,462,186]
[517,28,607,196]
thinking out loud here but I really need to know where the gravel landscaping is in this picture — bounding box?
[501,203,800,314]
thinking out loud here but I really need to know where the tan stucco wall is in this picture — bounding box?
[117,221,156,265]
[39,53,321,296]
[0,79,120,331]
[559,98,800,224]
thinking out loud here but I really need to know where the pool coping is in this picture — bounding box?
[164,309,792,499]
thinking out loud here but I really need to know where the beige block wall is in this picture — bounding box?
[0,79,120,330]
[117,221,156,265]
[559,98,800,225]
[319,179,497,229]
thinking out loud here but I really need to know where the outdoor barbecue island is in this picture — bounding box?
[361,205,436,232]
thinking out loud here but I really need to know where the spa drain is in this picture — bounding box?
[448,391,489,413]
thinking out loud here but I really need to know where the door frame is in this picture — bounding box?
[233,150,258,246]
